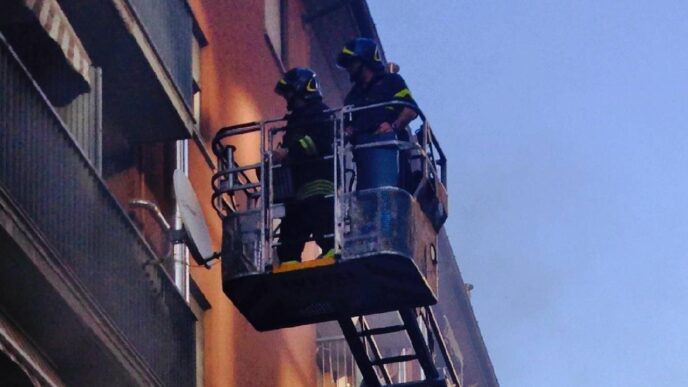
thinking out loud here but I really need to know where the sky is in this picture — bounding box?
[368,1,688,386]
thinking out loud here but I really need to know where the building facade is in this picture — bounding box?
[0,0,498,386]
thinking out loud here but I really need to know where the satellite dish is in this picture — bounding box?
[173,169,217,267]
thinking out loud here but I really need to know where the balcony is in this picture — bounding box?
[0,34,196,386]
[127,0,194,105]
[57,0,196,142]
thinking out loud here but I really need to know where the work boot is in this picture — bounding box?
[317,248,336,259]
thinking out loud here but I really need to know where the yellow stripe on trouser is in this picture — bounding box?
[296,179,333,200]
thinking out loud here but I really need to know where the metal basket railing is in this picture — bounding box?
[211,101,447,271]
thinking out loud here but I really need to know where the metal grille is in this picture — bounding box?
[0,34,195,386]
[55,66,102,173]
[317,336,360,387]
[317,335,412,387]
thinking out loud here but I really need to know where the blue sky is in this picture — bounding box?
[368,1,688,386]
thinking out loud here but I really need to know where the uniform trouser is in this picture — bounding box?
[353,131,399,190]
[277,196,334,262]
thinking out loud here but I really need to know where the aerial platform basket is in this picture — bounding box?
[222,188,439,331]
[211,102,448,332]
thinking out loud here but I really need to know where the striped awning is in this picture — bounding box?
[22,0,92,87]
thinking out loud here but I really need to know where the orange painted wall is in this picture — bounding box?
[186,1,335,386]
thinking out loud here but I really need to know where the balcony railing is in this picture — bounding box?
[317,334,413,387]
[317,336,361,387]
[0,33,195,386]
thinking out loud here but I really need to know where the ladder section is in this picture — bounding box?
[338,307,461,387]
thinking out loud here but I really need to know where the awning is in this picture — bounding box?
[0,0,92,105]
[22,0,92,87]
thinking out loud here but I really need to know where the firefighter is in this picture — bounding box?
[336,37,419,190]
[273,67,335,265]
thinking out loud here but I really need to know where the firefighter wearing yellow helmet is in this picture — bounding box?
[273,68,335,265]
[337,38,419,190]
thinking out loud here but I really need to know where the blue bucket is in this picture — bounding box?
[354,131,399,190]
